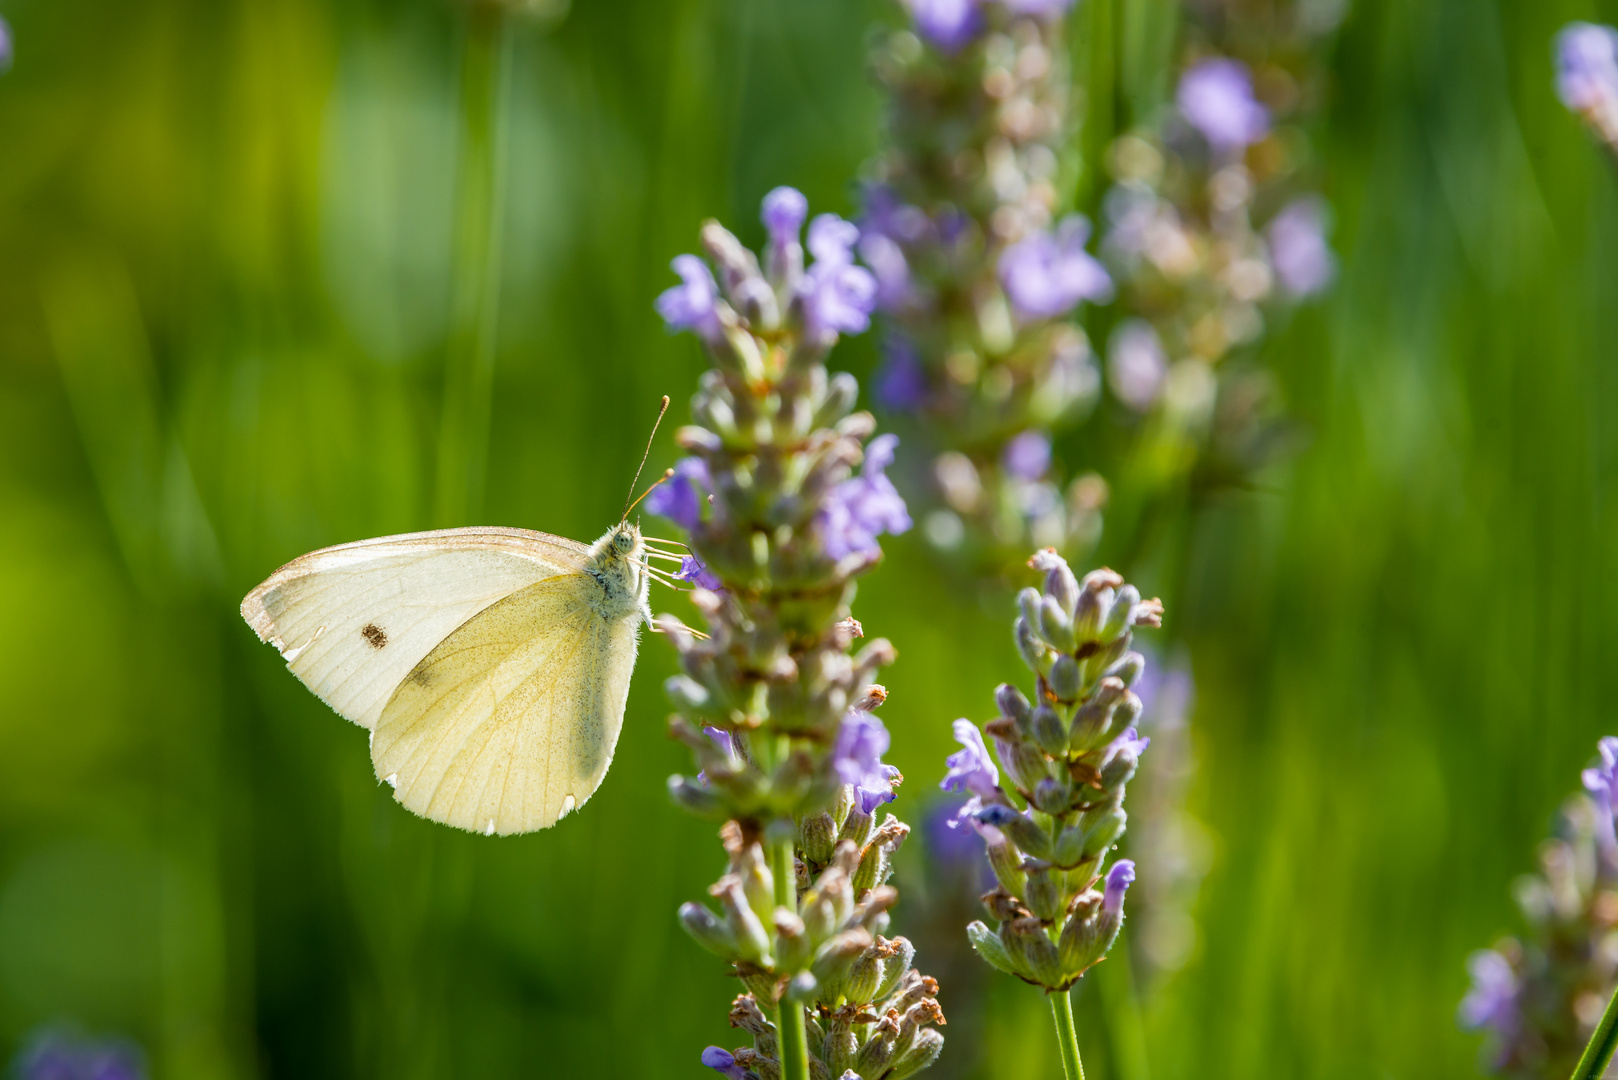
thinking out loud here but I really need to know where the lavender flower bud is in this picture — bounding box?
[799,811,839,864]
[1031,776,1071,816]
[701,1046,752,1080]
[854,1016,900,1077]
[965,920,1019,976]
[681,901,740,957]
[995,683,1032,725]
[1073,585,1104,640]
[1039,595,1076,652]
[1023,860,1064,922]
[991,728,1051,793]
[670,774,729,817]
[1031,703,1067,756]
[1107,651,1145,689]
[1004,917,1064,986]
[1048,655,1081,702]
[775,909,812,972]
[976,805,1051,859]
[874,936,916,1001]
[889,1028,945,1080]
[815,372,862,429]
[763,186,809,290]
[1045,559,1079,616]
[1055,890,1105,972]
[1017,588,1044,636]
[715,879,774,964]
[812,928,874,990]
[1100,584,1141,640]
[1014,616,1049,673]
[1079,806,1126,858]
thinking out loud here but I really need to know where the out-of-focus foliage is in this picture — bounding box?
[0,0,1615,1078]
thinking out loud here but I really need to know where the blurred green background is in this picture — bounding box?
[1,0,1617,1076]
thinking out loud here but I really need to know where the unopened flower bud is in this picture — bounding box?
[1031,776,1071,815]
[815,371,861,428]
[976,805,1051,859]
[1080,805,1126,858]
[1039,595,1076,652]
[714,879,773,964]
[1023,860,1064,922]
[681,901,739,958]
[785,970,819,1002]
[874,936,916,1001]
[1105,653,1143,692]
[669,774,729,817]
[1018,587,1044,638]
[1014,615,1050,674]
[983,835,1022,893]
[1043,559,1080,617]
[1031,703,1068,756]
[775,908,811,972]
[1048,654,1081,702]
[1074,585,1104,640]
[812,928,874,991]
[844,944,888,1004]
[1004,917,1064,987]
[667,674,711,710]
[1056,890,1106,972]
[1100,584,1141,640]
[993,732,1051,793]
[888,1028,945,1080]
[966,919,1019,976]
[854,1014,901,1076]
[799,812,838,865]
[995,682,1032,725]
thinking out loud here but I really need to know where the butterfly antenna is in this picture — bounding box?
[623,395,671,520]
[625,468,674,519]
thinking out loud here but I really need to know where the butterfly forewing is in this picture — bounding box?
[241,528,592,731]
[371,573,640,834]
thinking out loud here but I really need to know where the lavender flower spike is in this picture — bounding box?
[833,710,901,813]
[1177,58,1270,152]
[819,433,912,561]
[906,0,982,54]
[999,216,1113,320]
[644,456,710,531]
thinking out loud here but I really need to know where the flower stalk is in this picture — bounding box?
[651,188,944,1080]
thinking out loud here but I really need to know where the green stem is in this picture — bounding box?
[435,5,513,526]
[1571,981,1618,1080]
[1051,989,1087,1080]
[769,835,811,1080]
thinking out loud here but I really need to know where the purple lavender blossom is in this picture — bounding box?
[861,186,930,246]
[833,710,902,813]
[801,214,878,337]
[907,0,982,54]
[656,254,724,343]
[1177,58,1270,152]
[644,457,710,531]
[1267,198,1336,297]
[763,186,809,244]
[819,433,913,561]
[700,1047,750,1080]
[15,1032,145,1080]
[874,338,928,413]
[941,719,999,798]
[1002,431,1052,481]
[998,216,1113,320]
[0,16,12,74]
[1107,319,1168,411]
[858,232,914,312]
[1556,23,1618,112]
[1582,735,1618,857]
[1102,859,1136,915]
[704,726,735,757]
[677,555,723,591]
[1457,949,1520,1036]
[1106,727,1151,763]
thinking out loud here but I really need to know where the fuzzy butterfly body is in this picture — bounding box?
[241,521,653,835]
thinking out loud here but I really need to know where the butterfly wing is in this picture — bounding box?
[370,573,641,834]
[241,528,591,731]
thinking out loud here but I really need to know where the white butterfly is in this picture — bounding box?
[241,518,688,836]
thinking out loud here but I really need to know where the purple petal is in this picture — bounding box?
[1177,58,1270,151]
[1557,22,1618,111]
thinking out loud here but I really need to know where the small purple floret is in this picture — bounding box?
[1003,431,1052,481]
[655,254,723,342]
[1458,949,1519,1036]
[644,457,709,530]
[800,214,878,337]
[941,719,999,797]
[999,216,1113,320]
[1103,859,1136,915]
[701,1046,750,1080]
[763,186,809,243]
[1177,58,1269,152]
[819,433,912,561]
[1556,23,1618,112]
[1268,198,1335,297]
[908,0,982,53]
[833,710,901,813]
[676,555,722,591]
[874,338,928,413]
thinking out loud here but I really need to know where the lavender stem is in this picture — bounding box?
[1571,985,1618,1080]
[1051,990,1086,1080]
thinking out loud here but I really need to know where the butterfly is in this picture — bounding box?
[241,402,690,836]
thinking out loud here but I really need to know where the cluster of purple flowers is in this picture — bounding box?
[1557,22,1618,150]
[1460,735,1618,1075]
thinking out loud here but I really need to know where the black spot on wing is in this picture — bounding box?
[362,623,388,649]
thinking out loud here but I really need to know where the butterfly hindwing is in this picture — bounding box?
[370,573,641,834]
[241,528,591,731]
